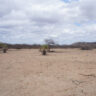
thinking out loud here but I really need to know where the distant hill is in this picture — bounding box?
[71,42,96,48]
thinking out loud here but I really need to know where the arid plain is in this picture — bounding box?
[0,49,96,96]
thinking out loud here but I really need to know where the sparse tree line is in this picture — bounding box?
[0,40,96,54]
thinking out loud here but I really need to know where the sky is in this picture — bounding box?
[0,0,96,44]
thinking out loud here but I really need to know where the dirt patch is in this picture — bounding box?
[0,49,96,96]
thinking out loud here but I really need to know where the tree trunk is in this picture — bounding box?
[42,50,46,55]
[3,48,7,53]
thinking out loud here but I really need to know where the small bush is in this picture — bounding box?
[40,45,48,55]
[0,43,8,53]
[41,45,49,49]
[81,46,92,50]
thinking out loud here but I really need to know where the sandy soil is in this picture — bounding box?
[0,49,96,96]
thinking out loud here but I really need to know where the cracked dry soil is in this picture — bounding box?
[0,49,96,96]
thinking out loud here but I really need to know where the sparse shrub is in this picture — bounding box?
[40,45,49,51]
[81,46,92,50]
[0,43,8,53]
[40,45,48,55]
[42,45,49,50]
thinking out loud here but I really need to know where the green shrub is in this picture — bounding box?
[0,43,8,53]
[41,45,49,50]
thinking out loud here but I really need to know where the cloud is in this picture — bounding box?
[0,0,96,44]
[79,0,96,21]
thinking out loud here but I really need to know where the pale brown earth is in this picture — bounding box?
[0,49,96,96]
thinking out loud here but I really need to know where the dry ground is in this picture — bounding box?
[0,49,96,96]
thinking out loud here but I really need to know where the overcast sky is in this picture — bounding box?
[0,0,96,44]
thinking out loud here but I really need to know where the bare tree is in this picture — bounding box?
[45,39,55,45]
[45,39,55,52]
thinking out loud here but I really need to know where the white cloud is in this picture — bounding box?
[0,0,96,44]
